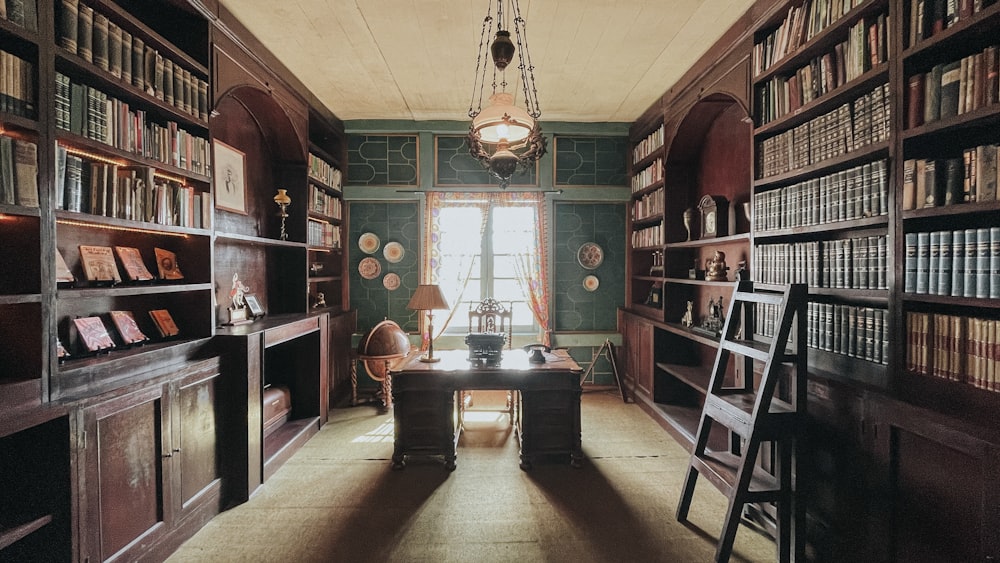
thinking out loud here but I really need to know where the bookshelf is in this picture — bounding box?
[626,121,665,314]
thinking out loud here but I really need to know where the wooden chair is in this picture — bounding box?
[463,298,514,423]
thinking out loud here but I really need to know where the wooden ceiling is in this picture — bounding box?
[217,0,756,123]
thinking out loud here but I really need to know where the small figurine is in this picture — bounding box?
[705,250,730,281]
[681,301,694,327]
[701,296,725,334]
[313,292,327,309]
[230,272,250,310]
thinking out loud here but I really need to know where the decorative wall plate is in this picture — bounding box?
[358,257,381,279]
[577,242,604,270]
[383,242,404,263]
[382,272,401,290]
[358,232,380,254]
[583,275,600,292]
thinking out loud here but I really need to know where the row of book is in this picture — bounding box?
[65,308,179,357]
[61,245,184,285]
[901,146,998,210]
[754,159,888,232]
[904,228,1000,299]
[55,73,211,176]
[55,150,210,228]
[757,84,890,179]
[0,134,37,207]
[757,12,887,125]
[631,224,662,249]
[0,0,38,31]
[56,0,209,122]
[907,0,999,48]
[309,183,342,219]
[307,218,341,249]
[632,187,663,222]
[906,311,999,392]
[307,153,342,189]
[752,0,868,76]
[756,299,889,365]
[0,49,34,118]
[906,45,1000,129]
[631,157,663,193]
[754,235,889,290]
[632,124,663,164]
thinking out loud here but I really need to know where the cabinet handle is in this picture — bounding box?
[163,452,173,458]
[173,448,181,453]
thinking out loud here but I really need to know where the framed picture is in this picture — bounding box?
[213,139,248,214]
[244,294,265,318]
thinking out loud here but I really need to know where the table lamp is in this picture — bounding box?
[406,284,450,363]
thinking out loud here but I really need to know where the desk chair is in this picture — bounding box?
[463,298,514,423]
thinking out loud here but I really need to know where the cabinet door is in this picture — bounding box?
[634,320,654,397]
[81,384,172,563]
[170,358,224,517]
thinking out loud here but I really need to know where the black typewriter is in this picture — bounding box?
[465,332,506,366]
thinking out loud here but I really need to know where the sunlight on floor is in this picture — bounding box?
[461,411,509,424]
[350,418,394,443]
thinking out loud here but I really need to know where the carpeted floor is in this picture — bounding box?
[166,389,776,562]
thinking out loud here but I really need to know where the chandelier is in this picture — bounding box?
[467,0,546,189]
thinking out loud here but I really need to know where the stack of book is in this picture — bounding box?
[55,0,209,122]
[755,235,888,289]
[307,218,340,249]
[308,183,342,219]
[906,311,999,391]
[631,225,662,249]
[806,302,889,365]
[757,12,887,125]
[0,0,38,31]
[307,153,342,189]
[906,45,999,129]
[753,0,870,77]
[904,228,1000,299]
[0,134,38,207]
[630,157,663,193]
[54,73,211,175]
[632,188,663,221]
[758,84,890,178]
[0,49,35,119]
[632,124,664,164]
[902,144,998,209]
[907,0,1000,48]
[755,159,889,231]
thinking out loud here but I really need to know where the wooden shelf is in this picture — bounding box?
[0,514,53,551]
[664,232,751,249]
[631,178,664,197]
[902,200,1000,221]
[0,15,40,44]
[753,215,889,240]
[0,111,39,132]
[307,210,343,224]
[57,282,212,299]
[54,210,212,237]
[308,176,342,195]
[656,362,711,394]
[632,148,664,173]
[215,231,307,248]
[0,203,41,217]
[901,2,1000,69]
[631,213,663,227]
[55,132,211,184]
[308,275,341,283]
[901,293,1000,310]
[0,294,42,305]
[663,277,739,287]
[661,321,721,347]
[807,287,889,304]
[901,104,1000,143]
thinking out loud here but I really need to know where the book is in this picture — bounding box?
[916,232,930,294]
[109,310,148,345]
[908,73,925,128]
[952,229,965,297]
[55,248,75,284]
[977,144,997,201]
[12,139,38,207]
[92,12,109,70]
[942,156,964,205]
[78,244,121,283]
[905,233,918,293]
[924,63,943,123]
[77,3,93,63]
[154,247,184,280]
[120,30,132,84]
[113,246,154,281]
[0,135,14,204]
[108,21,121,78]
[149,309,179,338]
[73,315,115,352]
[939,60,961,118]
[991,227,1000,299]
[57,0,78,53]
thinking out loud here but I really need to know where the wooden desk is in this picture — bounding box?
[389,349,583,470]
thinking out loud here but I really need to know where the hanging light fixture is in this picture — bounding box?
[467,0,546,189]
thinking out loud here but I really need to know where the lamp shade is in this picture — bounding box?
[472,93,534,144]
[406,284,450,311]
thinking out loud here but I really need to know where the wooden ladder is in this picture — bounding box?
[676,282,807,562]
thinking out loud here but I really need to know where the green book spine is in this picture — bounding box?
[197,78,208,121]
[131,36,144,89]
[120,31,132,84]
[6,0,25,27]
[163,59,174,105]
[108,21,121,78]
[12,139,39,207]
[0,136,14,205]
[154,52,164,100]
[939,60,961,117]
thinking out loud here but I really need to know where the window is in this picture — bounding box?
[435,203,539,334]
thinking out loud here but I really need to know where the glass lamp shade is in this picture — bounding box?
[273,189,291,206]
[472,93,534,144]
[489,146,520,180]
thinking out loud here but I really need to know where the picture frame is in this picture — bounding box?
[244,294,265,318]
[213,139,248,215]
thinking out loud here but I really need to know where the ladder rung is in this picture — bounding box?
[690,451,782,500]
[720,339,770,361]
[705,395,798,439]
[733,291,785,306]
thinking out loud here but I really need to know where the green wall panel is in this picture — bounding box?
[347,134,419,186]
[554,136,628,186]
[435,135,537,187]
[348,201,420,333]
[553,202,626,332]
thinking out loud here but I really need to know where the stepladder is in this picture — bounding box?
[676,281,808,562]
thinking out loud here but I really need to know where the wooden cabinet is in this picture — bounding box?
[77,357,225,563]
